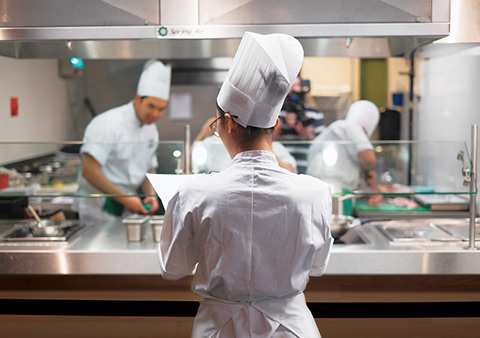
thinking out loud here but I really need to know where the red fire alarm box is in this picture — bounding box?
[11,97,18,117]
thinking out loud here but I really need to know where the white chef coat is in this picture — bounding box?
[192,136,298,173]
[306,120,373,193]
[159,150,333,337]
[73,101,159,222]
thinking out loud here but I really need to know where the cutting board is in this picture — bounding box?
[354,198,430,213]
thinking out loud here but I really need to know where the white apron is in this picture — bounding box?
[193,293,320,338]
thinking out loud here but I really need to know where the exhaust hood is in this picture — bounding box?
[0,0,450,59]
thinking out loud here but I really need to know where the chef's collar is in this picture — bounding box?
[129,101,144,127]
[232,150,277,164]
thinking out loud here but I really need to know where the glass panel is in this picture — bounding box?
[0,139,474,220]
[303,139,472,196]
[0,141,185,199]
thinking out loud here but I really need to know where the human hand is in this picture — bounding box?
[195,117,217,141]
[142,196,159,215]
[118,196,148,214]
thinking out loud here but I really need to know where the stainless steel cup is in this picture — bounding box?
[150,215,164,243]
[122,215,150,242]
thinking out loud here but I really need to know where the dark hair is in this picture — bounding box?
[216,103,274,149]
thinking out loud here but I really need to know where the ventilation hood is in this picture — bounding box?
[0,0,450,59]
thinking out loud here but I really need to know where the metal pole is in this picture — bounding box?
[184,124,191,174]
[467,124,478,250]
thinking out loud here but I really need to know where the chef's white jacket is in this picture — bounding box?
[159,150,333,337]
[73,101,159,222]
[306,120,373,193]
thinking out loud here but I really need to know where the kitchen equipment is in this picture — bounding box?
[122,215,150,242]
[435,222,480,242]
[354,198,430,216]
[28,220,72,237]
[376,222,459,242]
[331,215,356,239]
[414,194,470,211]
[331,216,391,240]
[150,215,164,243]
[0,196,28,219]
[0,220,85,242]
[27,205,45,228]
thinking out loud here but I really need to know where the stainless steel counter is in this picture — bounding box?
[0,218,479,275]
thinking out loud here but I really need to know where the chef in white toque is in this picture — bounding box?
[158,32,333,338]
[73,59,171,223]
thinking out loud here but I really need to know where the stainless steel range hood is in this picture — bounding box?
[0,0,450,59]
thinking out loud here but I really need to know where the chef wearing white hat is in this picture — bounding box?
[307,99,380,194]
[158,32,333,337]
[73,59,171,223]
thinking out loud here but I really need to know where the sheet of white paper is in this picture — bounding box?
[146,173,200,209]
[169,92,192,121]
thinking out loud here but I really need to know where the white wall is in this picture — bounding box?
[0,57,74,164]
[414,45,480,194]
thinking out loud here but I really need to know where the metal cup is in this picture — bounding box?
[122,215,149,242]
[150,215,164,243]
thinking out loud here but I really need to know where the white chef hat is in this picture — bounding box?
[346,100,380,137]
[136,59,171,101]
[217,32,304,128]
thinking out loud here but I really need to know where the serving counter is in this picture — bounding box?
[0,218,479,275]
[0,219,479,338]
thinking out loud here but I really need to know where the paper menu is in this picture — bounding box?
[146,173,200,209]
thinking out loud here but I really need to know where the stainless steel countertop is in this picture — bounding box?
[0,218,479,275]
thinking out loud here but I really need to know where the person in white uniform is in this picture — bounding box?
[158,32,333,337]
[192,117,298,173]
[306,100,380,193]
[73,60,171,223]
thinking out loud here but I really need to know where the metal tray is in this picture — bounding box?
[414,194,470,211]
[376,222,459,242]
[435,223,480,241]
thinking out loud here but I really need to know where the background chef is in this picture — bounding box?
[157,32,333,337]
[306,99,380,194]
[73,59,171,223]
